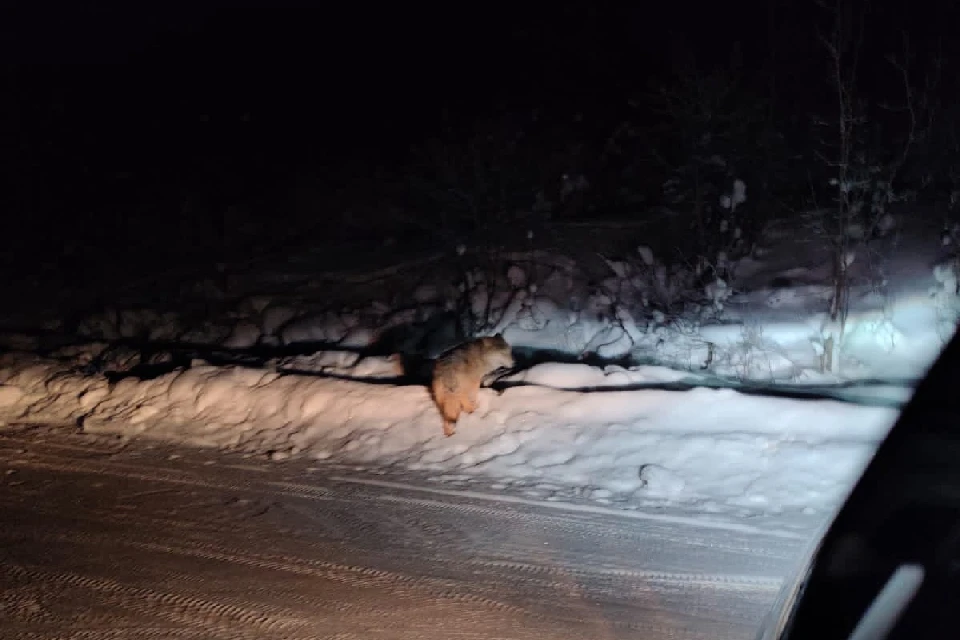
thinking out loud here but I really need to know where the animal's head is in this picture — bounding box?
[482,333,515,370]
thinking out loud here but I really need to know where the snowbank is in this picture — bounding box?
[0,352,896,524]
[502,362,697,388]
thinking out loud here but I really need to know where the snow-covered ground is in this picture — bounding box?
[0,350,896,533]
[0,210,955,534]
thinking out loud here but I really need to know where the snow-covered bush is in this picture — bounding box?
[811,0,937,373]
[930,255,960,341]
[598,252,698,317]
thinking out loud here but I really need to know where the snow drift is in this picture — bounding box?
[0,352,896,527]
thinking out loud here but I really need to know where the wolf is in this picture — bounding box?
[430,334,515,437]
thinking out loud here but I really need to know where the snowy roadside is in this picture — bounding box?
[2,212,951,534]
[0,350,896,530]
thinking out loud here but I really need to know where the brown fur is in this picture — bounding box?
[430,334,515,437]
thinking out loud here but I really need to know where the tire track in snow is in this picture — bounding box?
[0,429,809,538]
[0,442,697,540]
[0,456,228,492]
[0,429,786,639]
[0,434,802,551]
[14,630,217,640]
[0,429,800,542]
[0,503,780,637]
[1,563,313,640]
[462,559,782,591]
[0,521,326,617]
[0,435,801,576]
[0,448,797,580]
[352,489,798,575]
[331,475,806,540]
[2,516,782,640]
[0,524,541,624]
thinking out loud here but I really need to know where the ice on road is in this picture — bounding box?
[0,425,808,639]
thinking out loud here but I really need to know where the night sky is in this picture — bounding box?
[0,3,794,166]
[0,2,955,284]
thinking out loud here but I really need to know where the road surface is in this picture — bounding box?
[0,424,807,639]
